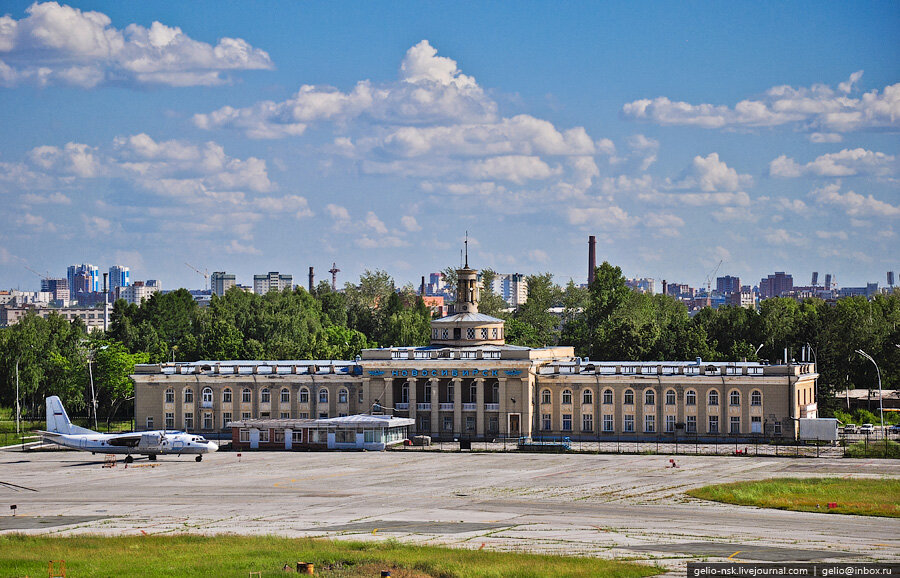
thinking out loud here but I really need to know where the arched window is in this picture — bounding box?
[260,388,270,403]
[339,388,348,404]
[730,390,741,406]
[751,390,762,406]
[319,388,328,404]
[583,389,593,405]
[222,388,232,403]
[299,387,309,403]
[183,388,193,403]
[491,382,499,404]
[708,390,719,406]
[562,389,573,405]
[241,388,251,403]
[201,387,213,403]
[164,388,174,403]
[644,390,655,405]
[280,388,290,403]
[666,389,676,405]
[685,390,696,405]
[603,389,613,405]
[541,389,551,404]
[624,389,634,405]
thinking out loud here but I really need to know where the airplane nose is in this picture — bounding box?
[208,441,219,452]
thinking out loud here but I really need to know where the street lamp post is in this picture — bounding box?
[14,357,20,437]
[856,349,884,438]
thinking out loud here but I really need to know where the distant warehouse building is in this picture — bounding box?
[132,262,819,443]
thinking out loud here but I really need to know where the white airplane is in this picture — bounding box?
[39,396,218,462]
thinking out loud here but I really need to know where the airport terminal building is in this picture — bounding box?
[132,264,819,443]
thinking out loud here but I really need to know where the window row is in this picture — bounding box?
[164,387,355,405]
[539,413,769,434]
[540,388,763,407]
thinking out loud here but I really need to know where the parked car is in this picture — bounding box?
[859,423,875,435]
[888,424,900,434]
[842,424,857,434]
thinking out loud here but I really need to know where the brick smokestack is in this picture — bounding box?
[421,275,426,295]
[588,235,597,285]
[662,279,668,296]
[308,266,314,293]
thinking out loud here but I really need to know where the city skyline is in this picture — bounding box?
[1,2,898,291]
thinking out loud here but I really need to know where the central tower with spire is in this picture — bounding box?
[430,233,505,346]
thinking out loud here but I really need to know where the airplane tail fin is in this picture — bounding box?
[45,396,95,435]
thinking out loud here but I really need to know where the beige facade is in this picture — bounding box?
[131,264,818,441]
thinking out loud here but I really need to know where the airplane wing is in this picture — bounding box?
[105,434,143,448]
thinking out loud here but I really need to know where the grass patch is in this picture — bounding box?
[844,440,900,459]
[688,477,900,518]
[0,534,662,577]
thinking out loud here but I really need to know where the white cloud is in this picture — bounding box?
[808,132,843,144]
[678,153,753,192]
[224,239,261,255]
[809,182,900,217]
[0,2,272,88]
[325,203,351,222]
[623,70,900,133]
[770,148,895,178]
[761,228,806,247]
[400,215,422,232]
[566,205,631,228]
[816,230,849,240]
[638,190,752,207]
[364,211,388,235]
[28,142,100,177]
[20,191,70,204]
[528,249,549,263]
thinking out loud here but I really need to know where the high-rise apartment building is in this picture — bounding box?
[716,275,741,295]
[40,278,69,303]
[626,277,655,295]
[759,272,793,299]
[67,264,100,295]
[211,272,236,297]
[253,272,292,294]
[117,280,160,305]
[108,265,131,291]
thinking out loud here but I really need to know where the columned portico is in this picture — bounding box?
[475,378,485,437]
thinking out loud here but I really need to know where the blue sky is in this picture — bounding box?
[1,1,898,291]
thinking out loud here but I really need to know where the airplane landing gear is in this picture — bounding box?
[148,454,157,461]
[124,455,134,464]
[195,455,202,462]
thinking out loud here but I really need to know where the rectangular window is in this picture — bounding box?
[298,412,309,419]
[488,415,499,432]
[241,412,251,421]
[260,412,270,419]
[603,390,613,405]
[184,390,193,403]
[774,421,782,435]
[582,414,593,432]
[686,415,696,433]
[318,412,328,419]
[184,412,193,430]
[299,389,309,403]
[481,328,488,339]
[492,328,498,339]
[292,430,303,443]
[242,390,252,403]
[730,416,741,434]
[239,429,249,442]
[280,412,290,419]
[165,412,174,430]
[644,415,655,433]
[274,430,285,443]
[442,416,453,432]
[358,389,364,404]
[465,416,475,432]
[624,414,634,433]
[146,416,154,430]
[562,414,572,431]
[709,415,719,434]
[602,414,613,432]
[665,415,676,433]
[202,413,212,430]
[165,390,174,403]
[418,416,429,430]
[258,429,270,442]
[751,416,762,434]
[542,413,552,430]
[222,412,232,428]
[466,328,476,339]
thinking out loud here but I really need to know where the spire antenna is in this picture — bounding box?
[464,231,469,268]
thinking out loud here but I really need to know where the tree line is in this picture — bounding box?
[1,262,897,417]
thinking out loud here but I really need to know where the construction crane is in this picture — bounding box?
[705,259,724,295]
[328,262,341,291]
[185,262,209,291]
[24,265,50,280]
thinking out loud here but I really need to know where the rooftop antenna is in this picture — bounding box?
[464,230,469,268]
[328,262,341,291]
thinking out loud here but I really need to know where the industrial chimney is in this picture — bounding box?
[662,279,668,297]
[421,275,426,296]
[588,235,597,285]
[308,267,314,293]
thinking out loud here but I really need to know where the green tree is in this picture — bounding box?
[478,269,509,317]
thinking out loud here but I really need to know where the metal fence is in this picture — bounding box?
[391,431,899,458]
[0,415,134,447]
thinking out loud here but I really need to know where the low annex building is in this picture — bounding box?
[229,414,414,451]
[131,262,819,444]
